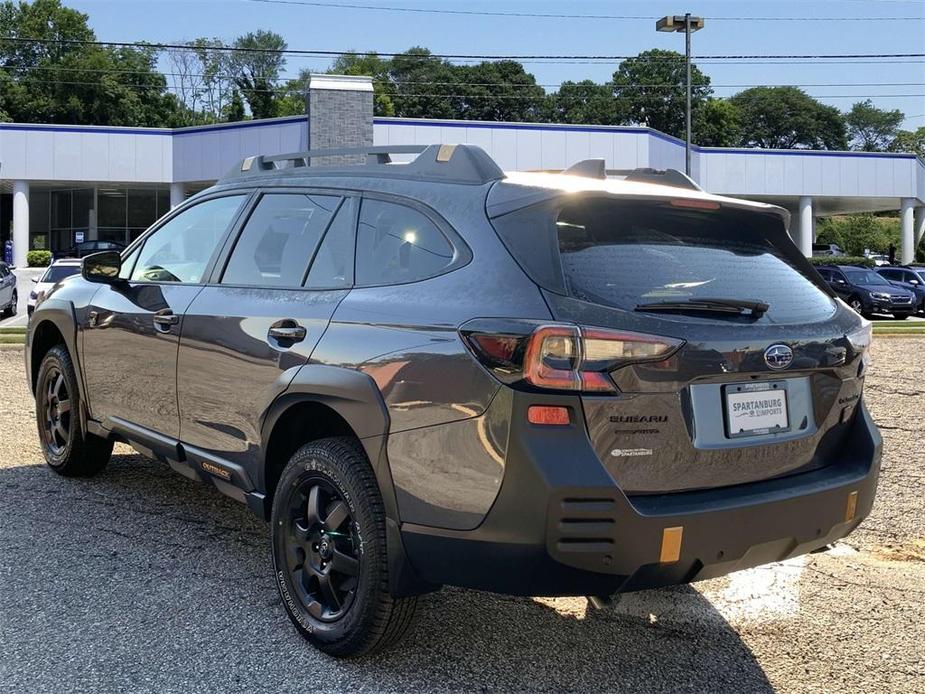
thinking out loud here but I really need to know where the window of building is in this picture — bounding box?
[131,195,245,283]
[222,194,340,287]
[305,197,357,289]
[355,199,455,286]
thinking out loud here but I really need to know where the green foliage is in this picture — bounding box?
[224,89,246,122]
[544,80,618,125]
[731,87,847,150]
[328,52,395,116]
[808,256,875,269]
[229,30,286,120]
[889,127,925,159]
[0,0,182,126]
[611,49,711,138]
[693,98,741,147]
[27,250,52,267]
[455,60,545,122]
[816,214,900,256]
[388,47,461,120]
[845,100,904,152]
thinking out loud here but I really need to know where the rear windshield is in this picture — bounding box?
[42,265,81,283]
[491,197,835,324]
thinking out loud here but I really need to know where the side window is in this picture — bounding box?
[355,199,455,286]
[131,195,245,283]
[305,197,357,289]
[222,194,340,288]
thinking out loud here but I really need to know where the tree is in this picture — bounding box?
[845,99,904,151]
[730,87,847,150]
[889,127,925,159]
[389,47,460,120]
[224,89,246,122]
[693,98,740,147]
[0,0,183,126]
[611,49,711,137]
[454,60,545,122]
[816,214,900,256]
[229,30,286,120]
[329,52,395,116]
[544,80,617,125]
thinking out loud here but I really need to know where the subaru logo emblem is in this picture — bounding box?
[764,344,793,370]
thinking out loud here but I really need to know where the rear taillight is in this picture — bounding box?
[846,320,872,374]
[462,321,683,393]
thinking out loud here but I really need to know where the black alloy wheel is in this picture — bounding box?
[283,475,361,621]
[40,364,72,457]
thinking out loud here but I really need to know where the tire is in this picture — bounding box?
[271,437,416,658]
[8,290,16,317]
[892,313,910,320]
[35,345,113,477]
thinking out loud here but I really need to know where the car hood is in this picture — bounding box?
[859,283,912,296]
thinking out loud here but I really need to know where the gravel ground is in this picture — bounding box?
[0,340,923,693]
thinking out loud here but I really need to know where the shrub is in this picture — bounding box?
[809,256,874,268]
[26,250,52,267]
[815,214,900,256]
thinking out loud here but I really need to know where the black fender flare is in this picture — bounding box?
[27,299,92,430]
[257,363,435,597]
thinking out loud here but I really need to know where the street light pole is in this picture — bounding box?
[656,13,705,177]
[685,12,692,177]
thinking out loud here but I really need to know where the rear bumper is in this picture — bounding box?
[400,394,881,597]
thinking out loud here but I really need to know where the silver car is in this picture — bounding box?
[28,259,82,316]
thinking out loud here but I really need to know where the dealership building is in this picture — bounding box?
[1,74,924,268]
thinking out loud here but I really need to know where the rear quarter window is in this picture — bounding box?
[492,196,836,324]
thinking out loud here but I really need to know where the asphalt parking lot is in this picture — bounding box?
[1,339,923,693]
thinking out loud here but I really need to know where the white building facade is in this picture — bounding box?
[2,99,924,267]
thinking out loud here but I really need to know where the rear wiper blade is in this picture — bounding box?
[635,297,769,318]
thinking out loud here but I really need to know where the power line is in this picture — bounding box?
[239,0,925,22]
[8,76,925,100]
[6,64,924,90]
[2,36,923,62]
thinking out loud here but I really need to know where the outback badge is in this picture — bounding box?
[764,344,793,370]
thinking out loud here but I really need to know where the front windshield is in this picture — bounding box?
[845,270,888,285]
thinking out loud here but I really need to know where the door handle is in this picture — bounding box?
[268,322,306,343]
[153,310,179,332]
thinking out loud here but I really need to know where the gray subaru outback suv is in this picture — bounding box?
[26,144,881,657]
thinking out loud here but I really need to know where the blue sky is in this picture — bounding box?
[67,0,925,129]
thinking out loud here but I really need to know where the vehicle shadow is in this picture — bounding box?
[1,451,773,692]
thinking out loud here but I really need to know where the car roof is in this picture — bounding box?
[216,143,789,226]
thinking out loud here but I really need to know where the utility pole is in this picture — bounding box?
[656,13,705,177]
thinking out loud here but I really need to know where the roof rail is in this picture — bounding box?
[562,158,606,179]
[223,143,505,185]
[534,160,702,191]
[607,167,702,191]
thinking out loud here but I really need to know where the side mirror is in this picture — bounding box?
[82,251,123,284]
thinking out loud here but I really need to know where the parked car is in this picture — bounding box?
[0,261,17,318]
[27,258,83,316]
[54,240,125,260]
[876,265,925,313]
[26,145,881,657]
[866,254,890,267]
[812,243,846,257]
[816,265,916,318]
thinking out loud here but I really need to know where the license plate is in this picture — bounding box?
[724,381,790,438]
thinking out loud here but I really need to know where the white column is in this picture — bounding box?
[798,196,814,257]
[914,206,925,251]
[12,180,29,268]
[169,182,186,209]
[900,198,915,265]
